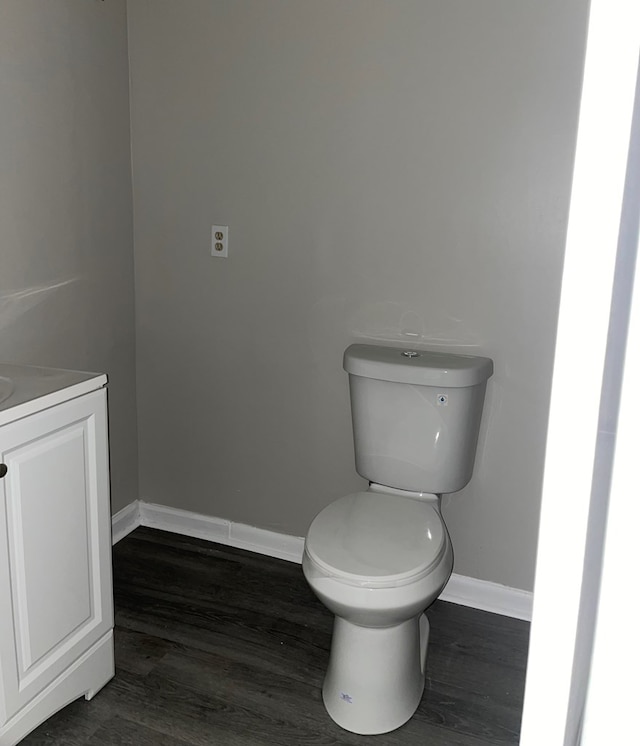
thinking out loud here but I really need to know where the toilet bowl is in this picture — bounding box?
[303,343,493,735]
[303,489,453,735]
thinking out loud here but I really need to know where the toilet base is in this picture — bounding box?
[322,612,430,735]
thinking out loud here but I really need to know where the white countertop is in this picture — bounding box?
[0,363,107,427]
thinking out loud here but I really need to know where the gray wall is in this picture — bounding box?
[128,0,588,591]
[0,0,137,512]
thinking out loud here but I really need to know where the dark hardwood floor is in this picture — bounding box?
[23,527,529,745]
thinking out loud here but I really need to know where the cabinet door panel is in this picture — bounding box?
[0,390,113,722]
[10,424,93,671]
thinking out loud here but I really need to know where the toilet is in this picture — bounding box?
[302,343,493,735]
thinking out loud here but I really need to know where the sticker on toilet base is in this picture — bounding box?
[339,692,353,703]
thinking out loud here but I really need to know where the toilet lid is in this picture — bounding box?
[305,491,448,588]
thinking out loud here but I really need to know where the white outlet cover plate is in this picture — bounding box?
[211,225,229,257]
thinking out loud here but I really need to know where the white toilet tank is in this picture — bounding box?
[344,344,493,494]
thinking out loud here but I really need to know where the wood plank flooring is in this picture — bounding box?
[22,527,529,745]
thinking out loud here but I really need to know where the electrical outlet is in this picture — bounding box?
[211,225,229,257]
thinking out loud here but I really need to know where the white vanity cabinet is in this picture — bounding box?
[0,365,114,746]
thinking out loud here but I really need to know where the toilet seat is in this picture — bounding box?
[305,491,448,589]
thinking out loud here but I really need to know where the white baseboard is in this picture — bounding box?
[110,501,140,544]
[440,573,532,621]
[114,500,305,564]
[112,499,532,621]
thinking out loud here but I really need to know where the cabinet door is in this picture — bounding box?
[0,390,113,724]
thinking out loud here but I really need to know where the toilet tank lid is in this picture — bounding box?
[343,344,494,387]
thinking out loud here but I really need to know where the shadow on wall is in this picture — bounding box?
[0,279,78,332]
[351,301,480,347]
[309,297,481,354]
